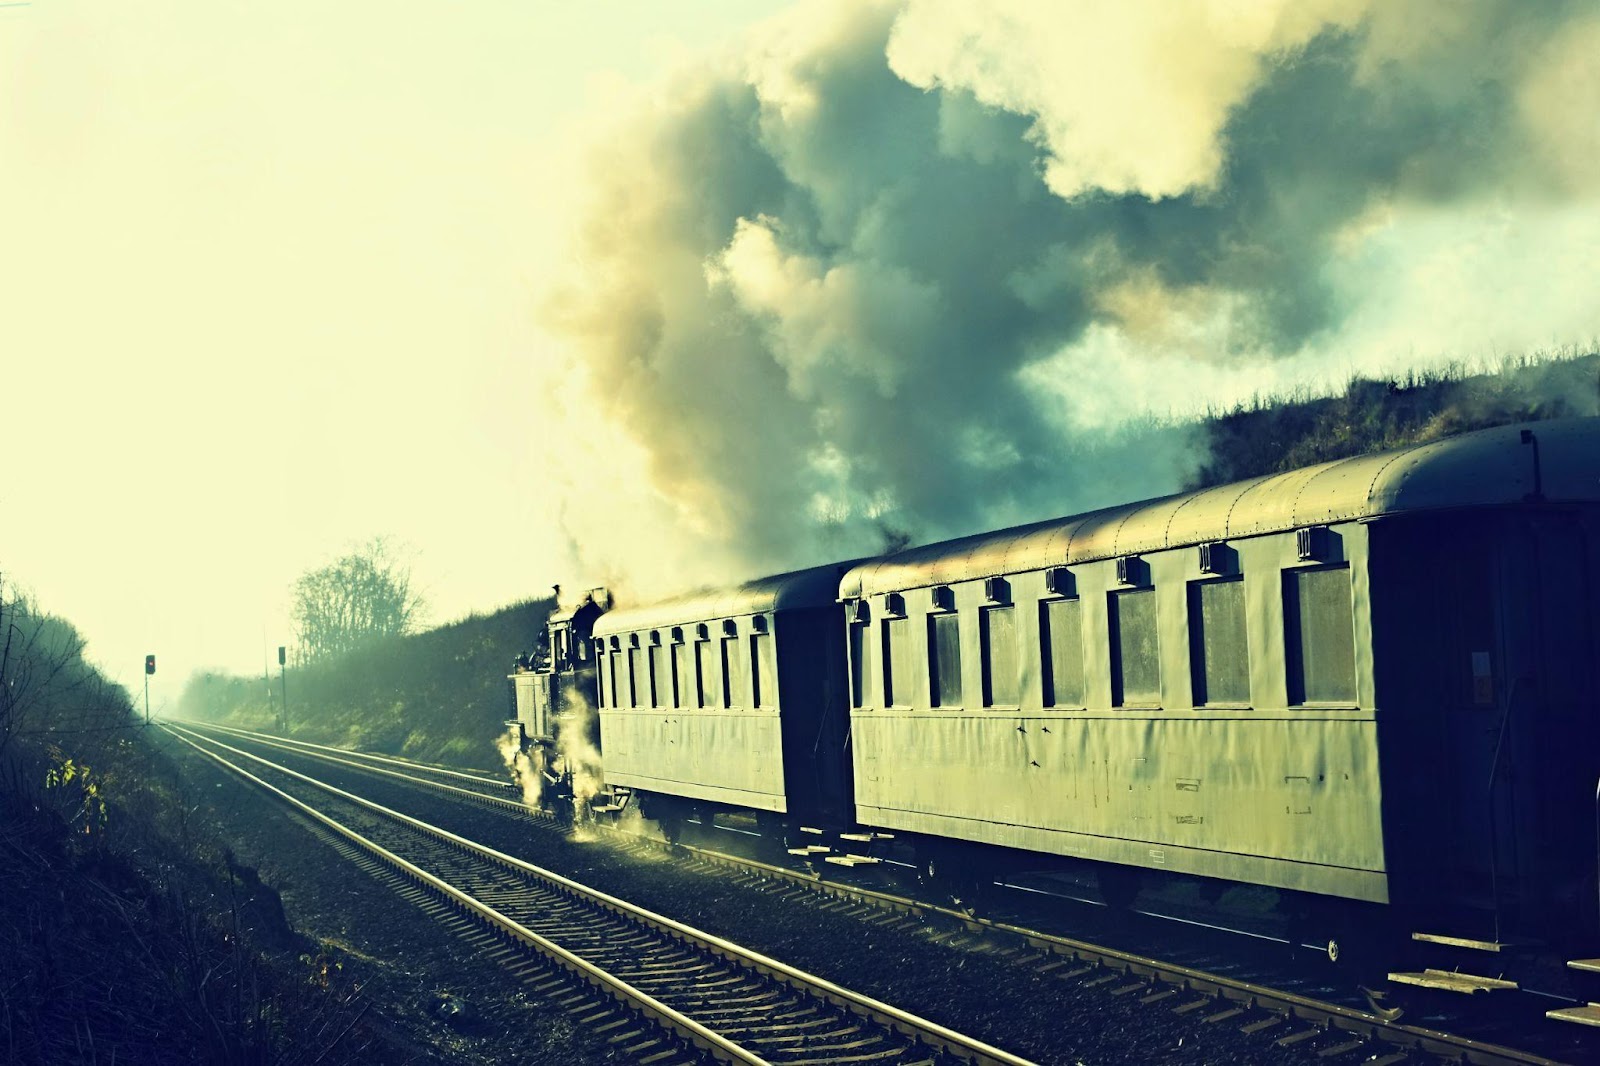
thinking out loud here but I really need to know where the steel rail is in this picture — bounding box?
[675,852,1570,1066]
[169,718,514,790]
[162,722,1037,1066]
[162,724,766,1064]
[169,721,1573,1065]
[171,720,528,816]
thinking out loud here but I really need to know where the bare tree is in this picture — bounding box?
[290,539,425,663]
[0,573,128,757]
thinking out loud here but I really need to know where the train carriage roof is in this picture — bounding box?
[840,417,1600,599]
[592,560,862,638]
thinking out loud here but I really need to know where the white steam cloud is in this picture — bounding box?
[557,692,605,825]
[546,0,1600,593]
[496,725,543,810]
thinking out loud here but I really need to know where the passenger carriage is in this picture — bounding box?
[837,419,1600,955]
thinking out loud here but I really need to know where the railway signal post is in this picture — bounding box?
[143,653,155,726]
[278,645,288,733]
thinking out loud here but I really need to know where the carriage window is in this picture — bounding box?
[883,617,913,707]
[750,632,776,708]
[721,635,743,708]
[1286,567,1357,704]
[669,644,685,708]
[650,644,672,708]
[606,651,619,710]
[981,607,1018,707]
[929,612,963,708]
[1042,598,1085,707]
[554,629,568,666]
[1110,589,1160,706]
[627,645,643,707]
[850,622,872,708]
[695,639,714,709]
[1190,578,1249,705]
[596,650,607,708]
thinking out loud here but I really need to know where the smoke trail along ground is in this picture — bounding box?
[546,0,1600,594]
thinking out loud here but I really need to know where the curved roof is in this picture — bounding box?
[593,560,863,638]
[841,417,1600,599]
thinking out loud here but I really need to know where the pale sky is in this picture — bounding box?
[0,1,786,707]
[5,1,1599,713]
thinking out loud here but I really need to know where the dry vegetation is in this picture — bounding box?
[1187,348,1600,488]
[0,582,396,1065]
[178,599,552,768]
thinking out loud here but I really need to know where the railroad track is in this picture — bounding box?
[160,722,1033,1066]
[168,720,1581,1066]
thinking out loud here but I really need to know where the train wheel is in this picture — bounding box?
[918,843,989,913]
[659,812,683,846]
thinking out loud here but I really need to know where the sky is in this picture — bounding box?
[4,1,1599,711]
[0,0,787,706]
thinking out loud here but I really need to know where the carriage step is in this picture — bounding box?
[591,803,623,813]
[838,832,894,842]
[1411,932,1534,953]
[825,855,881,867]
[787,845,831,856]
[1388,969,1518,994]
[1547,1002,1600,1027]
[800,826,825,835]
[1567,959,1600,973]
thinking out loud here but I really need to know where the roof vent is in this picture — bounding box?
[1044,567,1074,597]
[883,592,906,617]
[608,636,621,651]
[750,615,768,633]
[983,576,1010,604]
[722,619,738,636]
[848,599,870,623]
[649,630,662,646]
[1297,526,1330,561]
[670,626,684,644]
[695,622,710,641]
[628,633,640,648]
[1198,542,1235,575]
[930,585,954,611]
[1117,555,1149,587]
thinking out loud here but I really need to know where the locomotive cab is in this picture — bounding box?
[508,586,609,810]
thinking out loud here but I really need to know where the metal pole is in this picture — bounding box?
[144,672,150,727]
[280,657,288,733]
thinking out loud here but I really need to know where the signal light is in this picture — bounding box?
[145,654,156,675]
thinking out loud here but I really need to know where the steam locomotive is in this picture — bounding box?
[508,418,1600,987]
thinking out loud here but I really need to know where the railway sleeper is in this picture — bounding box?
[769,1046,912,1066]
[680,988,791,1010]
[714,1008,832,1034]
[750,1031,889,1055]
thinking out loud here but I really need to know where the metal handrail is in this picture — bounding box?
[1485,676,1523,945]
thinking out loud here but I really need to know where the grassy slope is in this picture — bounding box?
[179,598,551,768]
[0,593,389,1065]
[1188,351,1599,488]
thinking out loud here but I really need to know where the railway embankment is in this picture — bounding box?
[177,597,551,770]
[0,588,601,1064]
[0,723,401,1063]
[1,718,625,1065]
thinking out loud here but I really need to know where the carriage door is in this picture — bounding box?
[1497,509,1599,929]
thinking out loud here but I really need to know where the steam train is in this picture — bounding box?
[508,418,1600,984]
